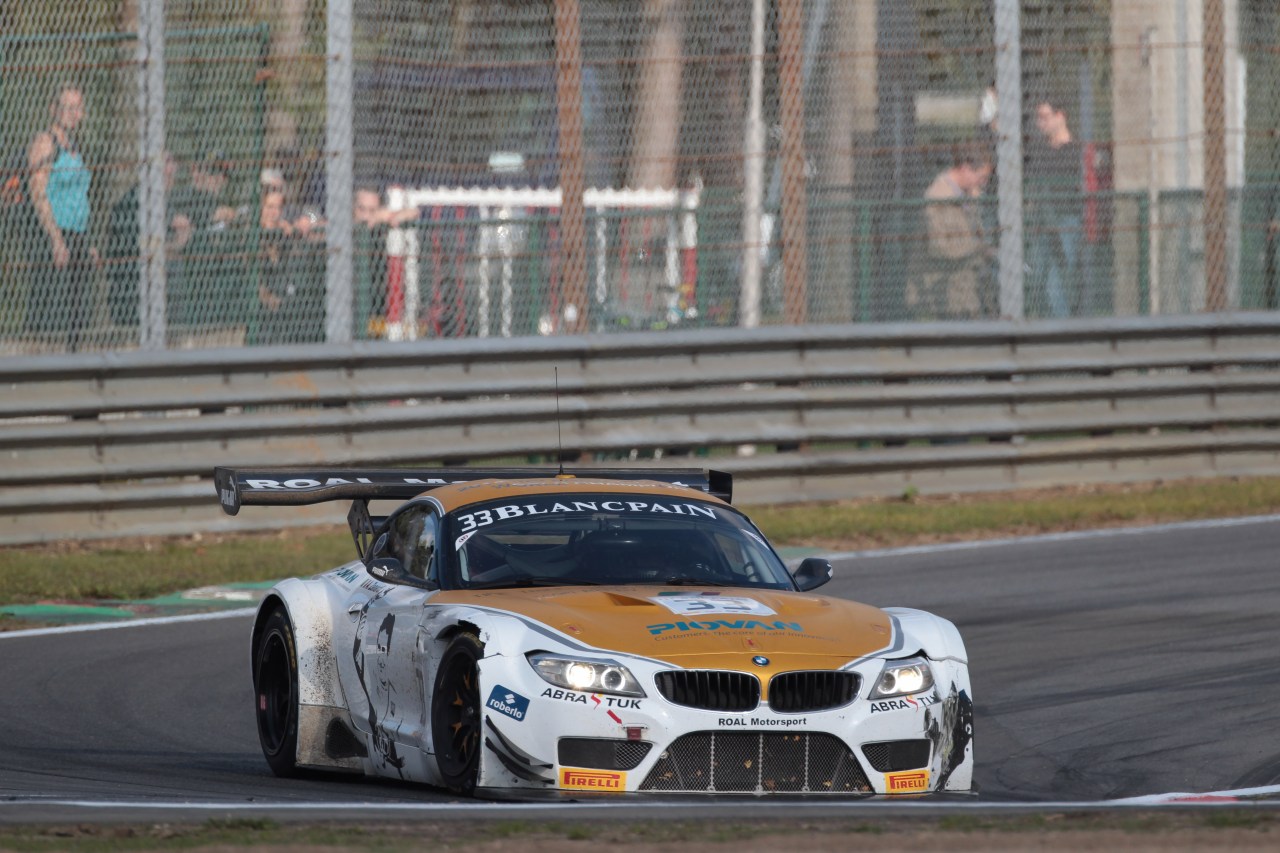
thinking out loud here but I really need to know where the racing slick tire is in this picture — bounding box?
[432,632,484,794]
[253,606,302,777]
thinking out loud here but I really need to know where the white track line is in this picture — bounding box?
[818,513,1280,562]
[0,607,257,640]
[3,788,1280,811]
[1109,784,1280,804]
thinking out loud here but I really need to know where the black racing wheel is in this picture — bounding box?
[431,632,484,794]
[252,606,302,777]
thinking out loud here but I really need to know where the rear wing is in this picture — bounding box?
[214,466,733,516]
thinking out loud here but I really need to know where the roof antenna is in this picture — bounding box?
[555,366,565,476]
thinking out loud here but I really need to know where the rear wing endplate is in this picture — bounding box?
[214,466,733,516]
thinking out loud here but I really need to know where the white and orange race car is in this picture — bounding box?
[216,466,973,797]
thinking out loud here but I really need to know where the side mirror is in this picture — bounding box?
[367,556,407,582]
[367,556,438,590]
[793,557,833,592]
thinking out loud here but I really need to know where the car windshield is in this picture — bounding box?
[444,493,794,590]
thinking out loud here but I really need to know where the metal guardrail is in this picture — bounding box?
[3,313,1280,545]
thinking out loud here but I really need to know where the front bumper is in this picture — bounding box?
[473,653,973,795]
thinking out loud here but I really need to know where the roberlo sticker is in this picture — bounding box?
[485,685,530,722]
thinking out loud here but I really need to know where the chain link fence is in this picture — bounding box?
[0,0,1277,354]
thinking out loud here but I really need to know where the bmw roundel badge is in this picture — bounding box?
[752,655,770,667]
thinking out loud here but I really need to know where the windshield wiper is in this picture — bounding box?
[467,576,602,590]
[652,577,731,587]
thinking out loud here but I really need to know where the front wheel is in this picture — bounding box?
[431,632,484,794]
[253,606,301,777]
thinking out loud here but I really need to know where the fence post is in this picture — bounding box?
[740,0,766,330]
[994,0,1024,320]
[1203,0,1228,312]
[555,0,588,333]
[1137,193,1150,315]
[136,0,167,350]
[325,0,354,342]
[779,0,808,324]
[857,202,872,321]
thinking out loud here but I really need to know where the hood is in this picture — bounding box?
[432,585,895,673]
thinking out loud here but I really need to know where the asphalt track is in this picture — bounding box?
[2,515,1279,823]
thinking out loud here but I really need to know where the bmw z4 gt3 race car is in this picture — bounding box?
[215,466,973,797]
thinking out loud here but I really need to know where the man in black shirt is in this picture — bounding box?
[1026,96,1084,318]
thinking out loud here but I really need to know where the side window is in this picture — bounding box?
[391,508,425,576]
[387,504,440,583]
[411,512,439,582]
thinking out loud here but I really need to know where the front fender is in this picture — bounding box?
[883,606,973,792]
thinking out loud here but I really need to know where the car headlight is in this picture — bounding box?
[526,652,646,698]
[869,657,934,699]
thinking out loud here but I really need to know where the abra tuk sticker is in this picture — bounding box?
[885,769,930,793]
[869,691,939,714]
[649,594,776,617]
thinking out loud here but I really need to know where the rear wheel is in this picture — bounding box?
[432,632,484,794]
[253,607,301,777]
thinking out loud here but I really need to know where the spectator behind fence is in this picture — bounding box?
[168,151,250,331]
[255,188,323,345]
[291,185,327,339]
[171,151,239,232]
[1026,95,1084,318]
[355,186,418,229]
[907,141,993,320]
[353,187,388,338]
[352,186,419,338]
[25,83,98,351]
[105,151,192,330]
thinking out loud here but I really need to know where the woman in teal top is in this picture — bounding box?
[27,84,97,351]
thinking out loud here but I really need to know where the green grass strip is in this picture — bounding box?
[2,476,1279,608]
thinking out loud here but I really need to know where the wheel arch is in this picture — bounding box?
[251,579,361,773]
[251,580,347,709]
[884,606,969,665]
[436,618,485,647]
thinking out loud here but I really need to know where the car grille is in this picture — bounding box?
[654,670,760,712]
[640,731,872,794]
[861,739,932,773]
[767,671,860,713]
[558,737,653,771]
